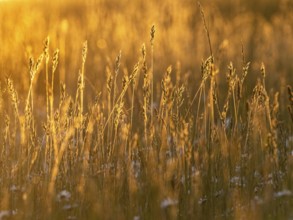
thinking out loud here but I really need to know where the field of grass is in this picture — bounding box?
[0,0,292,219]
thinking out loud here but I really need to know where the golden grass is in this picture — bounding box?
[0,0,292,219]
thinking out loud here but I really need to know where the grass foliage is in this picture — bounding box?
[0,0,292,219]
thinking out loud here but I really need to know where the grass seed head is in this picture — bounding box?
[150,25,155,45]
[82,41,88,64]
[52,49,59,73]
[44,37,50,63]
[106,67,113,93]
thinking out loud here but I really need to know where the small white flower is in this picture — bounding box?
[57,190,71,202]
[160,198,178,209]
[274,190,292,198]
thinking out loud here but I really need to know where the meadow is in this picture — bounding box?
[0,0,292,219]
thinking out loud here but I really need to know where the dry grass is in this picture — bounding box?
[0,0,292,219]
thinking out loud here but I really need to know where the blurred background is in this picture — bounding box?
[0,0,292,102]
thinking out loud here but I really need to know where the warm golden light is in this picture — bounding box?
[0,0,292,219]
